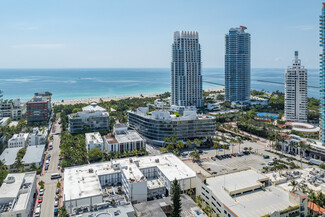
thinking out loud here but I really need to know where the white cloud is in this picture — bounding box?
[11,44,65,49]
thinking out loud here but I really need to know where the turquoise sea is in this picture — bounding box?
[0,68,320,101]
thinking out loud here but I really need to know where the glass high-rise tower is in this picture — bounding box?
[320,3,325,145]
[225,26,251,102]
[171,31,203,107]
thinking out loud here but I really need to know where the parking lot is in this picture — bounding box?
[182,140,279,176]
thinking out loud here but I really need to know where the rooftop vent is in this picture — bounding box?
[155,159,159,163]
[4,176,15,184]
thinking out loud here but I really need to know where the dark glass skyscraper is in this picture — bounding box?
[171,31,203,107]
[225,26,251,102]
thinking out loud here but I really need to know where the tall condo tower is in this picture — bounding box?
[285,51,308,123]
[171,31,203,107]
[320,3,325,145]
[225,26,251,102]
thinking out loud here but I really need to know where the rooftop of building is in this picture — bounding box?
[103,134,118,144]
[130,107,214,121]
[202,169,297,217]
[0,147,21,166]
[0,172,36,213]
[63,153,196,201]
[115,130,143,144]
[82,103,106,112]
[85,132,103,144]
[134,194,207,217]
[22,145,45,164]
[9,133,29,141]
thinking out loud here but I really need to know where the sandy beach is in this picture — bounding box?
[53,88,224,106]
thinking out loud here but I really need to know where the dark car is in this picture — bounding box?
[243,151,250,155]
[244,147,248,150]
[263,155,270,159]
[198,150,203,154]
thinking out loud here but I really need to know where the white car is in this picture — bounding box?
[39,188,44,196]
[54,200,59,207]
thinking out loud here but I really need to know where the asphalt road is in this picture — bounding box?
[38,119,62,217]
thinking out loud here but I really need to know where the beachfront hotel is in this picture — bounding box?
[285,51,308,123]
[68,103,109,133]
[0,99,25,120]
[128,107,216,145]
[320,3,325,145]
[225,26,251,102]
[171,31,203,108]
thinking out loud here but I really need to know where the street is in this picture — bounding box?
[37,118,62,217]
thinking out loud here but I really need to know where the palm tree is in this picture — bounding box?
[230,138,236,154]
[13,158,24,172]
[237,138,243,153]
[289,180,298,191]
[193,138,199,147]
[288,141,297,155]
[0,160,7,171]
[176,141,184,151]
[30,163,37,171]
[164,137,171,147]
[297,142,310,168]
[185,139,192,149]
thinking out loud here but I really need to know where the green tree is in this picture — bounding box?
[13,158,24,172]
[88,148,103,163]
[16,148,26,160]
[185,139,192,149]
[189,148,200,162]
[58,206,68,217]
[176,141,184,151]
[289,180,298,191]
[30,163,37,171]
[171,179,182,217]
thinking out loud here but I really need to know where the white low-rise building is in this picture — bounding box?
[196,169,308,217]
[0,147,21,171]
[8,133,29,148]
[22,145,45,169]
[63,153,196,214]
[0,172,37,217]
[0,99,26,120]
[85,132,104,151]
[29,127,48,146]
[103,124,145,153]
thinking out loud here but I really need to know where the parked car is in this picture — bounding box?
[211,157,216,161]
[45,164,49,170]
[243,151,250,155]
[211,172,218,175]
[38,196,43,203]
[244,147,248,150]
[54,208,58,216]
[56,188,60,194]
[39,188,44,196]
[231,153,237,157]
[54,200,59,207]
[198,150,203,154]
[207,168,211,171]
[268,161,274,166]
[263,155,270,159]
[237,152,243,157]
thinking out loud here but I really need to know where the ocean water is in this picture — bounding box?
[0,68,320,101]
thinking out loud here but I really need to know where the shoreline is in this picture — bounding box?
[53,88,224,105]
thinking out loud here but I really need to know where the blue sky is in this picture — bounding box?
[0,0,322,68]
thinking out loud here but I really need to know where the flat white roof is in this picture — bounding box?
[115,130,143,144]
[0,147,21,166]
[0,173,25,199]
[204,169,296,217]
[85,132,103,144]
[22,145,45,164]
[64,154,196,201]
